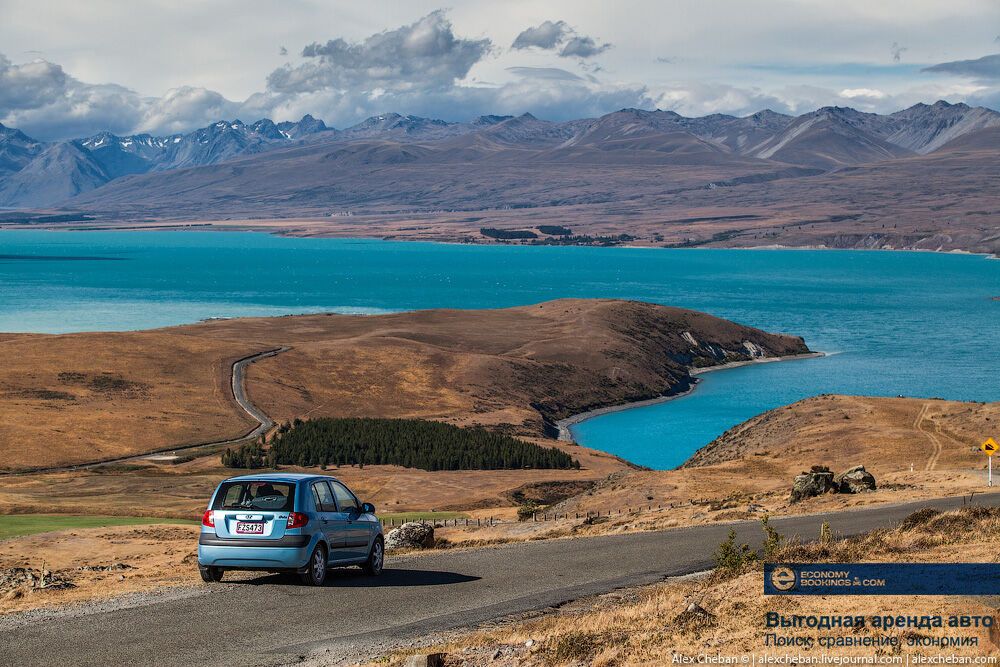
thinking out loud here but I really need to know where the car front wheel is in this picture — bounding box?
[363,538,384,576]
[199,565,224,583]
[300,545,327,586]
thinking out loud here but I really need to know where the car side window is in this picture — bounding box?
[311,482,336,512]
[329,481,359,514]
[220,484,244,507]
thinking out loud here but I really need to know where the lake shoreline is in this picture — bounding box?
[555,351,827,443]
[1,226,996,260]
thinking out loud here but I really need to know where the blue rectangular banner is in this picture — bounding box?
[765,563,1000,595]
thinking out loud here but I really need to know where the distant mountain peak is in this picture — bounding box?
[813,105,865,118]
[4,102,1000,210]
[0,122,36,141]
[275,114,328,138]
[472,114,514,126]
[748,109,790,120]
[359,113,403,126]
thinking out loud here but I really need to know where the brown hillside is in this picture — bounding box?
[0,299,808,470]
[550,394,1000,523]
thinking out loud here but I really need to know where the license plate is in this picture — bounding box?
[235,521,264,535]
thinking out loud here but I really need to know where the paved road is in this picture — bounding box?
[230,346,288,439]
[1,492,996,667]
[1,347,288,475]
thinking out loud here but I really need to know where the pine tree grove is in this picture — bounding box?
[265,417,580,471]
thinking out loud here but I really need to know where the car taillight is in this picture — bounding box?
[201,510,215,527]
[286,512,308,529]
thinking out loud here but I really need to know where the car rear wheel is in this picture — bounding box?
[363,537,384,576]
[300,544,327,586]
[199,565,224,583]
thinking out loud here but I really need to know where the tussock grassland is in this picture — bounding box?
[0,299,805,471]
[430,395,1000,547]
[382,505,1000,667]
[0,332,261,469]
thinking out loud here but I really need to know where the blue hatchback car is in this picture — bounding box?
[198,473,384,586]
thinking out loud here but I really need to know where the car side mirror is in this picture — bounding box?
[361,502,375,515]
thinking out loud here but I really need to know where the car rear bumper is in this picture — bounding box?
[198,534,310,548]
[197,532,317,569]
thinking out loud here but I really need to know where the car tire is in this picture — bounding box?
[363,537,384,576]
[300,544,327,586]
[199,565,224,583]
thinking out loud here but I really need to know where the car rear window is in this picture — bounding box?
[213,481,295,511]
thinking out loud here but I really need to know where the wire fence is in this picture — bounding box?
[377,504,669,529]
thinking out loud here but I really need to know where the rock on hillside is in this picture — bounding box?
[835,465,877,494]
[790,465,837,503]
[385,522,435,550]
[790,464,877,502]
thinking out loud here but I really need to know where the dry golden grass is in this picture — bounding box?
[190,299,806,433]
[382,506,1000,666]
[430,395,1000,545]
[567,395,998,514]
[0,299,805,471]
[4,393,965,552]
[0,437,627,519]
[0,332,262,469]
[0,523,202,614]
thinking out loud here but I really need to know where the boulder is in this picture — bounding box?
[385,521,435,550]
[835,465,877,494]
[790,465,836,503]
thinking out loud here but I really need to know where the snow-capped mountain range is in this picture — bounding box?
[1,101,999,209]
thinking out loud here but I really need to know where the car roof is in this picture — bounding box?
[221,473,341,484]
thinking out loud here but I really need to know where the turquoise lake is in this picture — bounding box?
[2,229,998,469]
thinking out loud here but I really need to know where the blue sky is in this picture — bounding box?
[2,0,1000,140]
